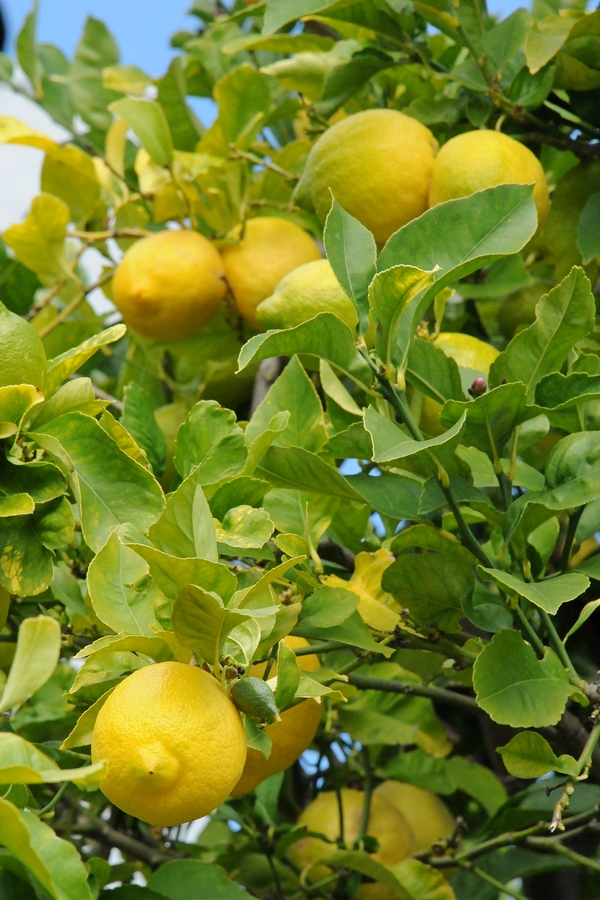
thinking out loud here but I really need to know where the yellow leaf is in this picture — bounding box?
[323,549,401,631]
[3,193,73,285]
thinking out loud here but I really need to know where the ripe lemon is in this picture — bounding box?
[296,109,438,246]
[429,130,549,228]
[373,781,454,852]
[91,661,246,826]
[221,217,321,330]
[231,636,322,797]
[0,302,46,390]
[288,789,415,882]
[420,332,499,436]
[112,230,226,342]
[256,259,357,331]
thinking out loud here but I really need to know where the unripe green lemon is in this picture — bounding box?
[429,130,549,228]
[297,109,438,246]
[0,302,46,390]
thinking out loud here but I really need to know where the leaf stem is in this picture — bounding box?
[560,507,584,572]
[527,835,600,872]
[539,609,578,680]
[37,781,69,817]
[513,601,546,659]
[577,721,600,776]
[356,747,373,846]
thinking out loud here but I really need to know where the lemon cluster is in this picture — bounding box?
[111,110,549,343]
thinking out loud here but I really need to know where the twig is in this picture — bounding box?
[228,144,299,180]
[68,228,151,243]
[356,747,373,845]
[75,816,176,867]
[343,673,478,711]
[560,507,584,572]
[37,271,114,339]
[527,835,600,872]
[460,862,529,900]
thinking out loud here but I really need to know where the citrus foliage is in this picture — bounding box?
[0,0,600,898]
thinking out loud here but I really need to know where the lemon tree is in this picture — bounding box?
[0,1,599,899]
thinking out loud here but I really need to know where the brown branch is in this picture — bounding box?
[76,816,176,867]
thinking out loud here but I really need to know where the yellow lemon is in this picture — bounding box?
[112,229,226,342]
[232,636,322,797]
[91,662,246,826]
[0,301,46,390]
[429,130,549,228]
[256,259,357,331]
[297,109,438,246]
[288,789,415,882]
[420,332,499,436]
[373,782,454,852]
[221,217,321,330]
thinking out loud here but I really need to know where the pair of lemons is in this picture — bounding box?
[112,109,549,344]
[91,637,323,827]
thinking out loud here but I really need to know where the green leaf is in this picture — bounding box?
[70,16,121,131]
[122,383,167,477]
[368,265,436,369]
[382,551,474,633]
[44,325,126,396]
[473,630,571,726]
[0,798,94,900]
[148,859,249,900]
[297,586,358,629]
[32,377,104,427]
[16,8,41,97]
[274,640,302,712]
[209,477,271,521]
[41,143,101,228]
[109,98,174,167]
[578,191,600,264]
[0,617,60,715]
[0,383,43,425]
[525,15,573,74]
[148,468,218,561]
[70,650,149,696]
[237,313,373,389]
[36,412,164,552]
[323,198,377,330]
[0,513,54,596]
[3,193,73,286]
[61,689,113,750]
[365,406,466,469]
[102,64,152,95]
[498,731,579,779]
[378,748,506,815]
[156,57,203,152]
[0,733,106,787]
[482,8,531,69]
[479,566,589,614]
[126,543,236,602]
[377,185,538,362]
[406,339,465,406]
[87,525,162,635]
[212,63,271,148]
[246,357,327,453]
[388,858,457,900]
[346,472,424,520]
[490,267,595,399]
[440,382,539,456]
[0,495,34,517]
[173,400,247,482]
[326,850,410,899]
[216,506,274,553]
[563,598,600,644]
[542,430,600,509]
[172,585,267,667]
[257,445,364,501]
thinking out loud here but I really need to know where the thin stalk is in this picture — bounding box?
[439,482,496,568]
[513,601,546,659]
[560,507,584,571]
[462,864,529,900]
[37,271,114,339]
[539,609,578,681]
[497,470,513,511]
[344,673,478,711]
[509,426,520,482]
[577,722,600,775]
[37,781,69,817]
[356,747,373,845]
[527,836,600,872]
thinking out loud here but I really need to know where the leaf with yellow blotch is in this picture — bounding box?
[323,548,401,631]
[3,194,75,286]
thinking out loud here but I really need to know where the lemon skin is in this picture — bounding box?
[420,332,499,436]
[221,217,321,330]
[373,781,454,852]
[112,230,226,342]
[288,789,415,883]
[91,662,246,826]
[256,259,357,331]
[231,636,322,797]
[298,109,438,246]
[429,130,549,229]
[0,302,46,390]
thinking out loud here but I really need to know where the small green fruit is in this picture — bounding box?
[231,676,280,721]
